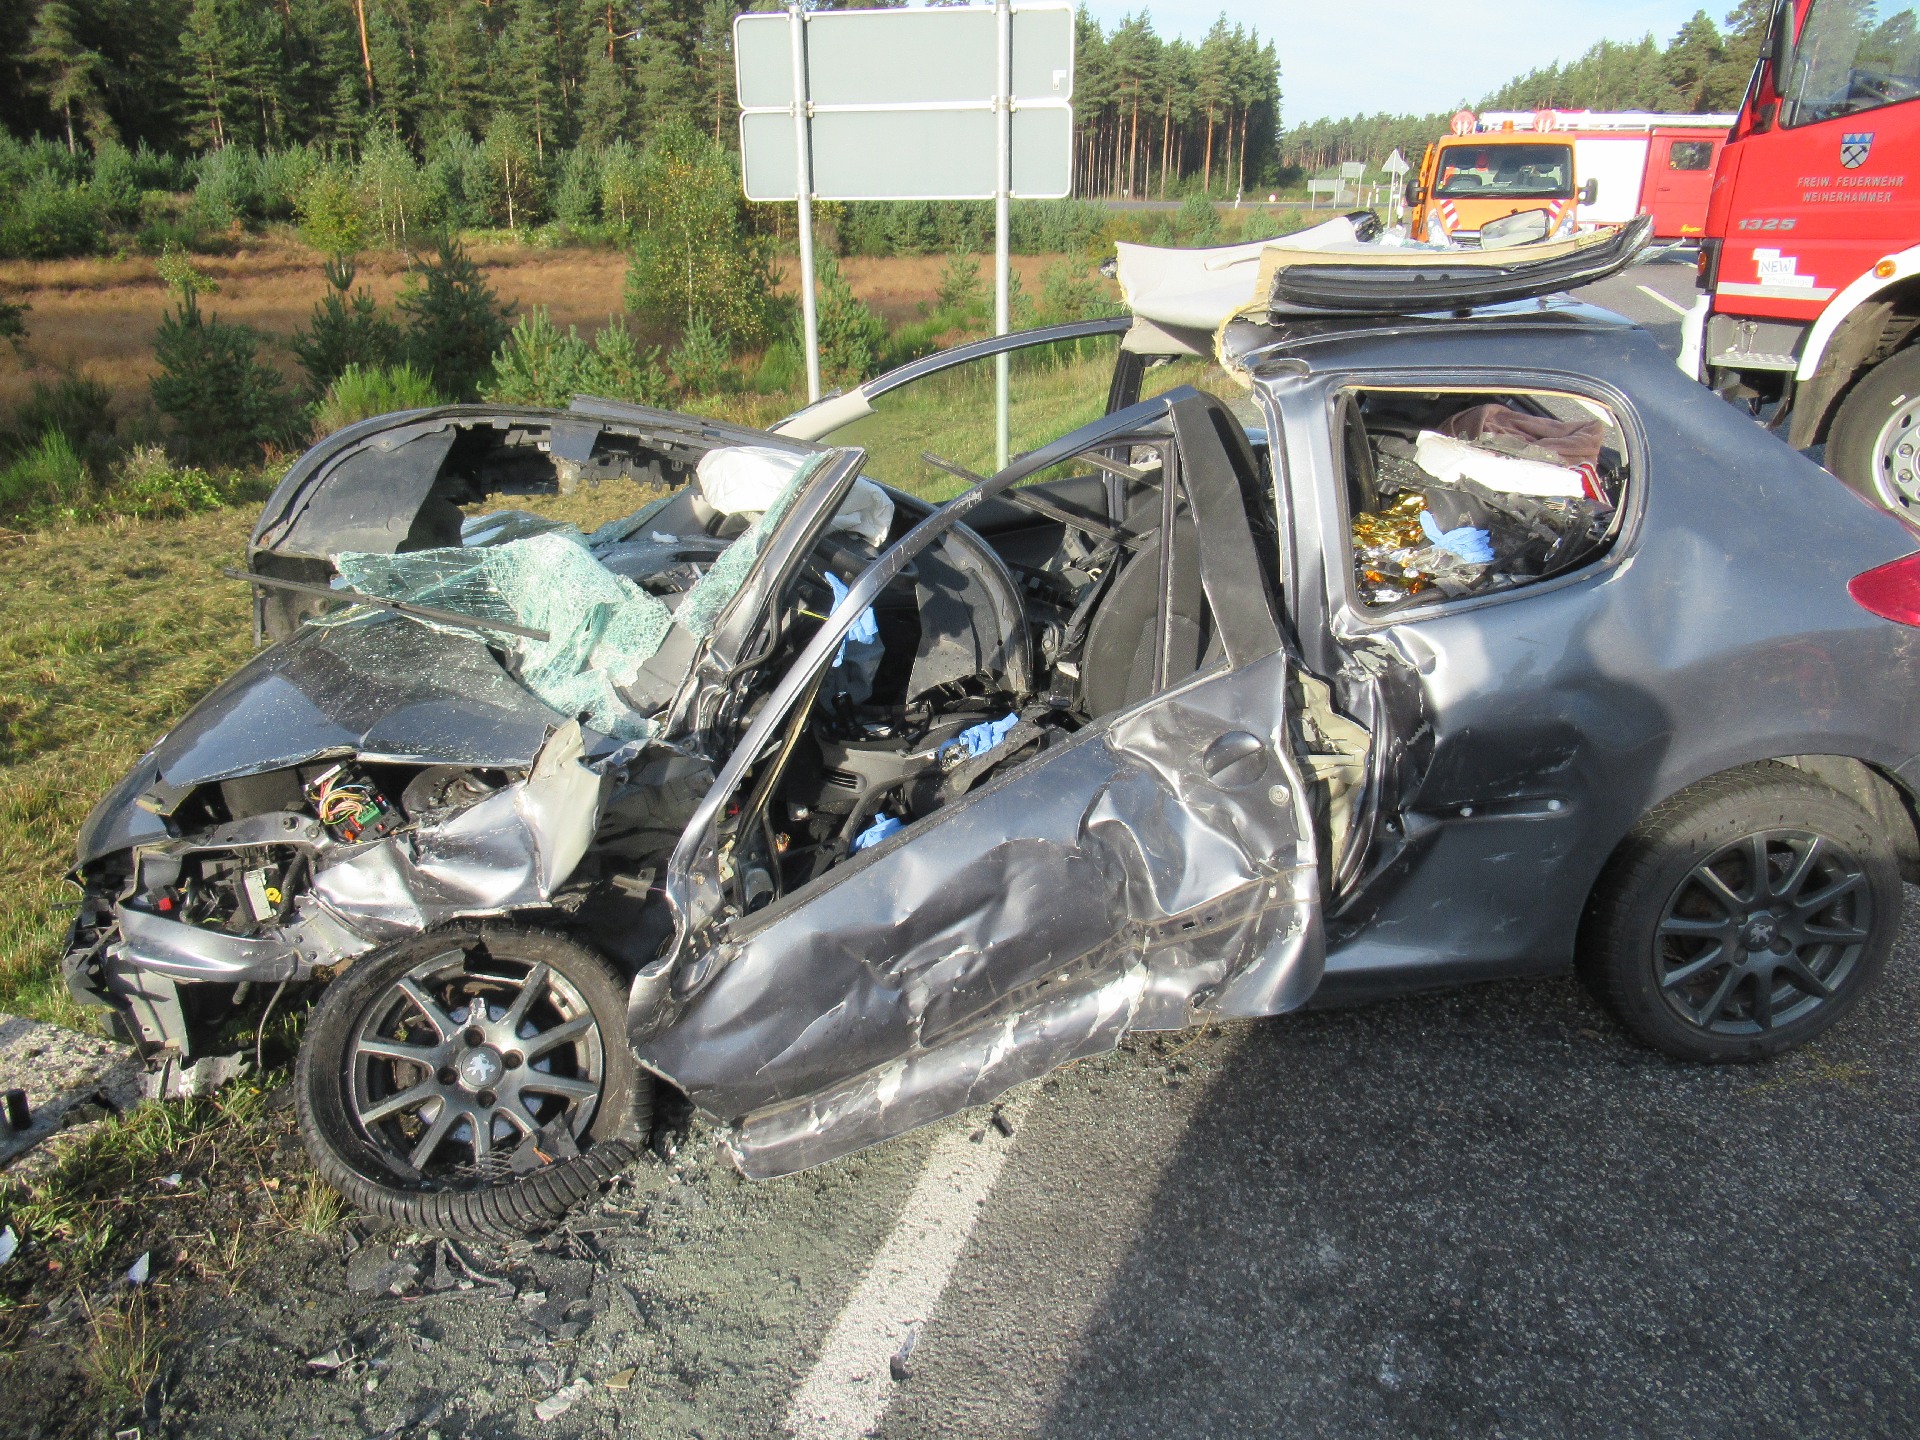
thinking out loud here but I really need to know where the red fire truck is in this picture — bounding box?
[1680,0,1920,518]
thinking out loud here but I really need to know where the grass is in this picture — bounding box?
[0,1075,333,1427]
[0,238,1076,429]
[826,341,1267,501]
[0,506,263,1024]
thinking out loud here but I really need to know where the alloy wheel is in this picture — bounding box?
[1654,829,1873,1037]
[347,942,606,1181]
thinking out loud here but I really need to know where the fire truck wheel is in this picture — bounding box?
[1829,346,1920,521]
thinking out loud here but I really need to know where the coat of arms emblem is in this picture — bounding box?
[1841,132,1874,169]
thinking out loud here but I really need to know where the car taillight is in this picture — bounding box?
[1849,553,1920,626]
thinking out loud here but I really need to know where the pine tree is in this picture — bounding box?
[499,0,565,158]
[1708,0,1773,109]
[26,1,113,153]
[400,235,513,401]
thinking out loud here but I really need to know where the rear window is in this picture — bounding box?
[1332,384,1630,614]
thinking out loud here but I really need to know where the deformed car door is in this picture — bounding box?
[632,394,1328,1178]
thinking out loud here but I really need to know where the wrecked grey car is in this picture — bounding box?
[64,224,1920,1236]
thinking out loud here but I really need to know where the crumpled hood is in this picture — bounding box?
[77,615,567,866]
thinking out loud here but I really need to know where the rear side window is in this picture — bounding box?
[1332,385,1630,614]
[1668,140,1715,171]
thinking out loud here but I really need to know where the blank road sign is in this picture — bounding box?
[735,4,1075,202]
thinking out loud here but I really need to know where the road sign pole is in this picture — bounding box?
[789,5,821,405]
[994,0,1011,471]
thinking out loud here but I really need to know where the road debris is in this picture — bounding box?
[306,1343,355,1374]
[889,1323,921,1382]
[533,1377,591,1421]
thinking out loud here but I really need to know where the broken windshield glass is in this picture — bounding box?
[327,451,833,739]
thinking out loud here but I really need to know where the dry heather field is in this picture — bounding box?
[0,240,1061,421]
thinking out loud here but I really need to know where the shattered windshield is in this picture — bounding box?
[324,450,835,740]
[1434,143,1573,199]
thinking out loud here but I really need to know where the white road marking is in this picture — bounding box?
[1636,283,1691,317]
[785,1091,1034,1439]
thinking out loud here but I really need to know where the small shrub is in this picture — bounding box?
[150,290,298,466]
[295,165,366,257]
[812,254,885,390]
[0,430,91,512]
[936,252,989,324]
[1177,193,1221,246]
[312,363,442,435]
[667,311,734,398]
[552,147,602,231]
[10,372,116,470]
[577,317,669,406]
[1035,256,1119,326]
[88,140,142,228]
[0,176,103,259]
[109,445,224,516]
[1,297,29,348]
[188,146,257,230]
[291,258,402,396]
[484,308,666,408]
[753,337,804,396]
[400,236,513,403]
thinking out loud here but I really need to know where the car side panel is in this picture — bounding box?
[1273,330,1920,1000]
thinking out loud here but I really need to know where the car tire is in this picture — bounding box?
[295,924,651,1239]
[1577,764,1898,1062]
[1828,346,1920,520]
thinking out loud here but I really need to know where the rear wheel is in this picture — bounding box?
[1578,766,1898,1062]
[295,925,650,1238]
[1828,346,1920,522]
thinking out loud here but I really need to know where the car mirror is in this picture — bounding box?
[1768,2,1796,94]
[1403,177,1419,208]
[1579,177,1598,206]
[1480,209,1551,250]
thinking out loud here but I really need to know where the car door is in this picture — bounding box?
[1270,362,1652,995]
[631,393,1327,1178]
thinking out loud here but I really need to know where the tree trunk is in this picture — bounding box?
[353,0,374,97]
[1203,109,1214,194]
[1159,97,1171,197]
[1127,93,1139,198]
[62,100,75,154]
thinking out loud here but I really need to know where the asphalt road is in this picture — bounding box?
[160,896,1920,1440]
[135,250,1919,1440]
[1573,248,1701,357]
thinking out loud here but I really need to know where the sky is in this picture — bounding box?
[1074,0,1731,124]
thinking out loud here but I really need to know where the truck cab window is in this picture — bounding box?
[1434,143,1572,199]
[1784,1,1920,125]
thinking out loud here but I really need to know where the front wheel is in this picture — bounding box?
[295,925,651,1238]
[1827,346,1920,522]
[1577,765,1899,1062]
